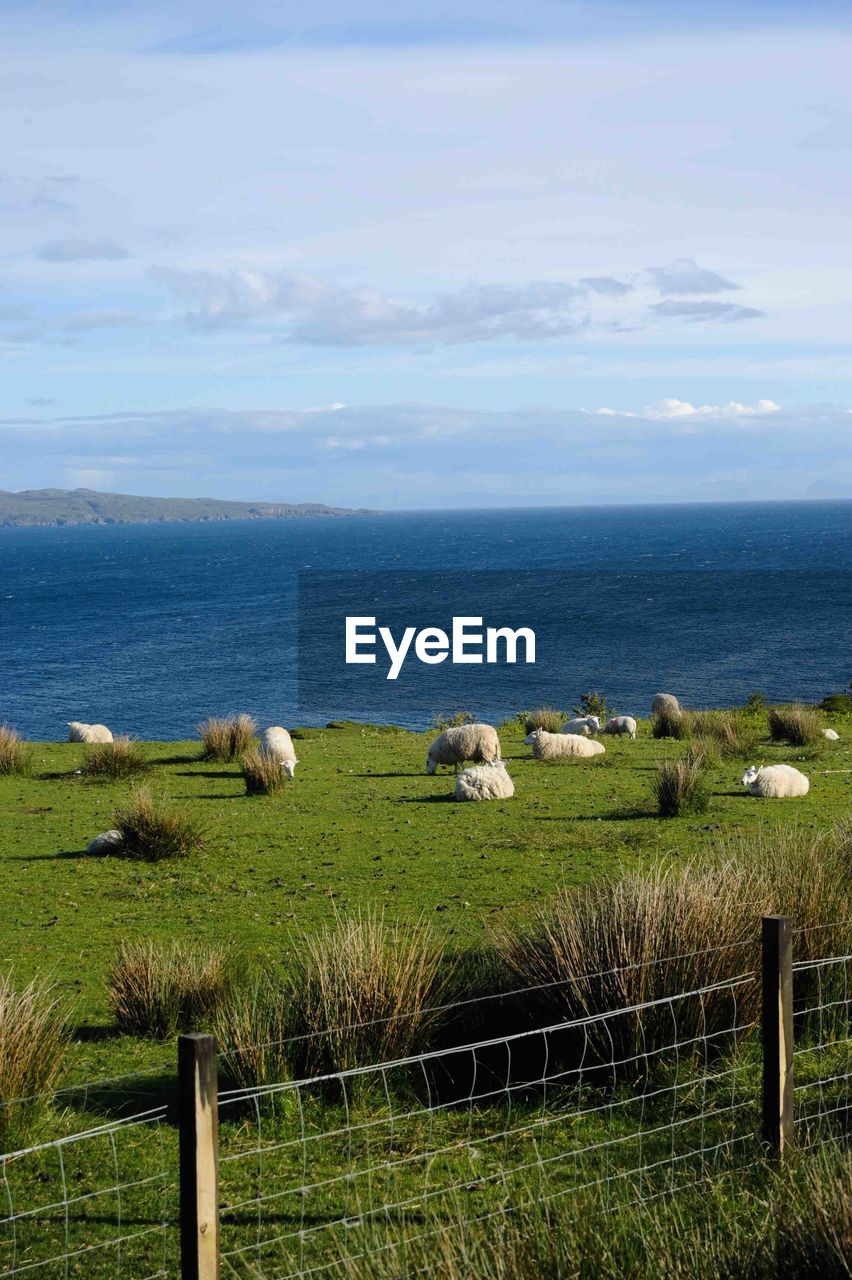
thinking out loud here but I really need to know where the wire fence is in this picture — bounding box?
[0,921,850,1279]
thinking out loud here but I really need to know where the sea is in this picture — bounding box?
[0,501,849,739]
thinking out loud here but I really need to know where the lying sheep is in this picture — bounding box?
[426,723,501,775]
[259,726,298,778]
[742,765,810,798]
[651,694,681,717]
[525,729,605,759]
[68,721,113,744]
[454,762,515,801]
[86,829,123,855]
[561,715,601,736]
[823,728,840,741]
[602,716,637,740]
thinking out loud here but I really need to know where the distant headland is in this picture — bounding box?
[0,487,380,528]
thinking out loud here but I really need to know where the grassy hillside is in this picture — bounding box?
[1,710,849,1080]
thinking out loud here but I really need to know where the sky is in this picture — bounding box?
[1,0,851,508]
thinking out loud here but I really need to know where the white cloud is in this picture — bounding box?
[645,258,739,296]
[641,398,781,420]
[649,300,764,323]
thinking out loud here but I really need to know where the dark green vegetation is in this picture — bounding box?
[0,707,849,1276]
[0,486,378,527]
[79,734,151,781]
[111,787,208,861]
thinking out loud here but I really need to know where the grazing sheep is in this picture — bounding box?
[86,829,123,855]
[454,762,515,801]
[742,764,810,798]
[561,715,601,736]
[67,722,113,744]
[823,728,840,741]
[259,726,298,778]
[651,694,682,718]
[603,716,637,740]
[426,723,501,775]
[525,729,605,759]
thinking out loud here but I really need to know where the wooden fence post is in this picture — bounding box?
[761,915,794,1158]
[178,1033,221,1280]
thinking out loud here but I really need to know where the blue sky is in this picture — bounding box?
[2,1,851,507]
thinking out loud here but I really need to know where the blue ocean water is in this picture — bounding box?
[0,501,849,739]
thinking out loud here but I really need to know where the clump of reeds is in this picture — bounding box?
[241,748,288,796]
[197,713,257,761]
[522,706,567,735]
[650,705,687,739]
[0,973,69,1145]
[80,734,150,781]
[688,709,757,757]
[0,724,33,777]
[769,703,823,747]
[111,788,206,862]
[651,754,710,817]
[108,940,232,1039]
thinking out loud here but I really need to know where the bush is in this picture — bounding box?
[769,703,823,747]
[241,748,289,796]
[572,691,611,722]
[820,692,852,715]
[745,691,769,712]
[650,705,687,739]
[688,709,758,757]
[651,755,710,817]
[108,940,231,1038]
[112,788,206,861]
[522,706,567,735]
[197,713,257,761]
[80,734,150,781]
[430,710,476,732]
[0,724,33,776]
[216,913,456,1085]
[0,973,69,1145]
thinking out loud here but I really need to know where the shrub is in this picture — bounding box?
[572,691,611,722]
[651,755,710,817]
[112,789,206,862]
[746,690,769,712]
[216,913,456,1085]
[0,973,69,1145]
[197,713,257,761]
[241,748,289,796]
[688,709,757,757]
[80,734,150,781]
[820,691,852,715]
[522,706,567,735]
[108,940,231,1038]
[650,705,687,739]
[431,710,476,732]
[0,724,33,776]
[769,703,823,747]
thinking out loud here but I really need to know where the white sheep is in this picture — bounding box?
[454,762,515,801]
[651,694,682,717]
[426,723,501,775]
[525,729,605,760]
[561,715,601,736]
[602,716,637,740]
[823,728,839,741]
[86,829,123,855]
[67,722,113,744]
[742,765,810,798]
[259,726,298,778]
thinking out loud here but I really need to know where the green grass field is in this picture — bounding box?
[1,710,850,1088]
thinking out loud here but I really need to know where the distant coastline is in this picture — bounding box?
[0,487,380,528]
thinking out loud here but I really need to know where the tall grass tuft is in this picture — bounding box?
[688,709,758,757]
[0,973,69,1145]
[431,710,476,732]
[108,940,231,1038]
[198,713,257,761]
[112,788,206,862]
[241,748,289,796]
[769,703,823,747]
[80,734,150,781]
[650,705,687,739]
[495,820,851,1074]
[216,913,456,1086]
[0,724,33,777]
[651,754,710,817]
[522,706,567,735]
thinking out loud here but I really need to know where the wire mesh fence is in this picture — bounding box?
[0,920,849,1279]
